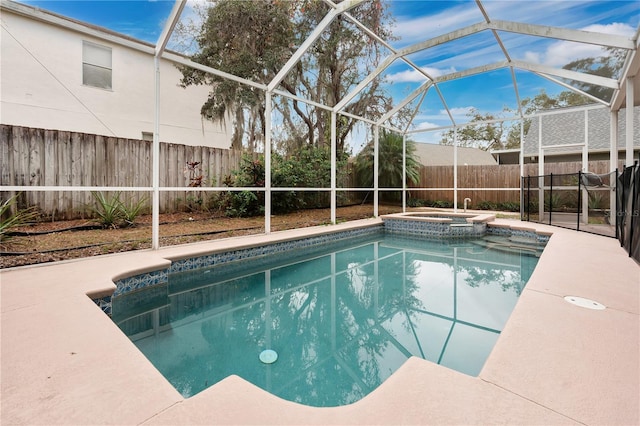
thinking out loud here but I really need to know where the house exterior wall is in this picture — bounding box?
[0,3,232,148]
[522,104,640,161]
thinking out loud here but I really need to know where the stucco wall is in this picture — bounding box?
[0,7,232,148]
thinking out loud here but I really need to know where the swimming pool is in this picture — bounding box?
[111,231,542,407]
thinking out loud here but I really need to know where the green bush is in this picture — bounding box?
[221,147,349,217]
[218,156,265,218]
[354,131,420,202]
[588,192,606,209]
[498,201,520,212]
[477,200,496,210]
[431,200,453,208]
[89,192,147,228]
[0,193,38,242]
[544,192,563,211]
[407,198,425,207]
[225,190,263,218]
[119,195,148,226]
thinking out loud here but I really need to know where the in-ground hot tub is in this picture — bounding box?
[381,211,496,238]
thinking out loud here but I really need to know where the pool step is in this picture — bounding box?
[472,236,544,256]
[449,223,473,227]
[508,235,542,245]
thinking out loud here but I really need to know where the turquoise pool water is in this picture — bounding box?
[112,234,541,407]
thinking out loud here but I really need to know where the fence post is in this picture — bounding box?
[549,173,553,225]
[615,168,619,240]
[577,171,581,231]
[520,175,524,221]
[526,175,531,222]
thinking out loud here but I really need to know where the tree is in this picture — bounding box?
[282,0,395,152]
[500,89,590,147]
[504,49,625,145]
[354,131,420,200]
[562,47,626,101]
[441,48,625,150]
[439,109,507,151]
[179,0,396,154]
[179,0,295,150]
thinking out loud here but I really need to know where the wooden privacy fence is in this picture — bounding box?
[409,160,622,206]
[1,125,244,219]
[2,124,626,218]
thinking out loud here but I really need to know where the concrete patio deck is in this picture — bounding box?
[1,218,638,425]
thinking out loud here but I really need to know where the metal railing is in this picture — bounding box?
[521,170,618,239]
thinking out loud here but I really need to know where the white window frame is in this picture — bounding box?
[82,41,112,90]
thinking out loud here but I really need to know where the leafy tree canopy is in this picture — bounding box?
[179,0,295,150]
[440,109,509,151]
[179,0,396,155]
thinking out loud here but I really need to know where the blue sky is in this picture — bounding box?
[21,0,175,42]
[18,0,640,143]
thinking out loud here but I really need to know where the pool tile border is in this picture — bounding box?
[93,225,383,314]
[382,217,487,238]
[168,225,383,273]
[93,220,550,314]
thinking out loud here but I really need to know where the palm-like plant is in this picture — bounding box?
[0,194,38,243]
[354,131,420,199]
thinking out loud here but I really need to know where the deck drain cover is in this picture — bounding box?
[564,296,606,310]
[259,349,278,364]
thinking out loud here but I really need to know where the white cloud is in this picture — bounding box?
[387,66,457,83]
[582,22,636,37]
[414,121,439,130]
[522,22,635,67]
[408,106,476,130]
[445,106,475,118]
[523,51,541,64]
[392,5,481,45]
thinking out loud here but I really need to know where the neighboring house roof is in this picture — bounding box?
[413,143,497,166]
[523,104,640,157]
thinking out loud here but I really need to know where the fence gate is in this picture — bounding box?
[521,170,618,238]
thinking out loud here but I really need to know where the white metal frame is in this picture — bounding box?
[2,0,638,249]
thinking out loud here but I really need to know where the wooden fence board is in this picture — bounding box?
[70,132,86,216]
[0,124,628,219]
[43,129,58,218]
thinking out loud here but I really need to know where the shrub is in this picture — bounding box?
[89,192,147,228]
[544,192,563,211]
[498,201,520,212]
[477,200,496,210]
[221,147,349,217]
[119,195,148,226]
[431,200,453,208]
[354,131,420,202]
[225,190,263,218]
[588,192,606,210]
[407,198,425,207]
[219,156,265,218]
[0,193,38,242]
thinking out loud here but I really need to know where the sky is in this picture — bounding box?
[17,0,640,144]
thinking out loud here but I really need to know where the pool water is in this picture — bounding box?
[112,234,541,407]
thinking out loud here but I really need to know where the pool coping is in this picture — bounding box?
[1,217,638,425]
[381,211,497,224]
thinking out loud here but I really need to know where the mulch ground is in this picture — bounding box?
[1,205,404,269]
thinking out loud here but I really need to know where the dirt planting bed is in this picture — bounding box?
[1,205,403,269]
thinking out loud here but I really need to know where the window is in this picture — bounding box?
[141,132,153,141]
[82,41,112,89]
